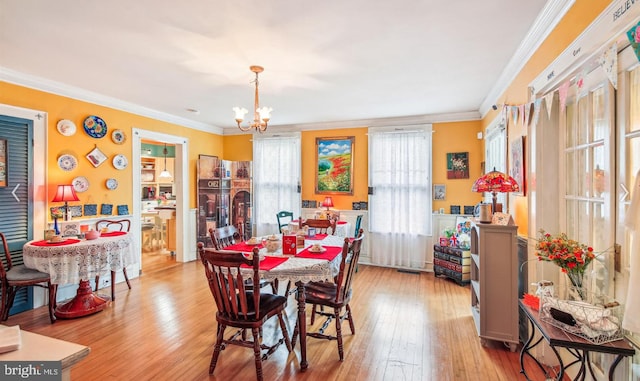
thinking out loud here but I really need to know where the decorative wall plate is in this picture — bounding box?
[83,115,107,138]
[56,119,77,136]
[112,154,128,170]
[105,178,118,190]
[72,176,90,192]
[57,154,78,171]
[111,129,126,144]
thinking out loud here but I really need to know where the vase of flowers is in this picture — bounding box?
[50,207,64,235]
[534,229,596,301]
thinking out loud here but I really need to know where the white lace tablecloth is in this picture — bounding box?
[23,234,137,285]
[245,234,350,283]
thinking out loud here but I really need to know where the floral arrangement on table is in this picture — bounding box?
[534,229,596,299]
[50,207,64,219]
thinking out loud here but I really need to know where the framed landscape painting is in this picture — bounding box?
[315,136,354,195]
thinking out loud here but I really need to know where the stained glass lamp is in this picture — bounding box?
[471,168,520,215]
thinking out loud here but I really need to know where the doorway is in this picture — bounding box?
[131,129,191,276]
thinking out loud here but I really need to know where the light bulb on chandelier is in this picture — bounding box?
[233,65,272,133]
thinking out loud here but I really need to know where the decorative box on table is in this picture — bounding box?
[282,235,296,255]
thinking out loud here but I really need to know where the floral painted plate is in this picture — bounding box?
[56,119,77,136]
[111,129,126,144]
[83,115,107,138]
[112,154,128,170]
[72,176,90,193]
[105,178,118,190]
[57,154,78,171]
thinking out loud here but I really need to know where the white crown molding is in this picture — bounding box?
[0,67,224,135]
[479,0,576,118]
[222,110,481,135]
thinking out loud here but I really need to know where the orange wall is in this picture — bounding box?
[480,0,611,235]
[432,120,484,213]
[0,81,223,218]
[223,121,483,213]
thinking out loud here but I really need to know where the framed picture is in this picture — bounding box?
[315,136,354,194]
[511,136,525,195]
[433,184,446,200]
[450,205,461,215]
[0,139,6,187]
[446,152,469,179]
[86,146,107,168]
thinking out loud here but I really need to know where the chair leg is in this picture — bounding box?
[346,304,355,334]
[111,271,116,301]
[209,324,226,375]
[47,282,56,323]
[4,287,17,321]
[0,283,8,321]
[335,307,344,361]
[251,327,264,381]
[278,311,293,352]
[122,267,131,289]
[94,275,100,292]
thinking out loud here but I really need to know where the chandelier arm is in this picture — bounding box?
[237,121,253,131]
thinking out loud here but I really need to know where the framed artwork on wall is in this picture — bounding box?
[315,136,354,195]
[511,136,525,195]
[446,152,469,179]
[433,184,446,200]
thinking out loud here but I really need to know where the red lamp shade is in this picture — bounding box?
[52,184,79,221]
[471,168,519,214]
[321,196,334,210]
[51,184,80,202]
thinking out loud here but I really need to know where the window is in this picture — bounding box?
[368,126,432,269]
[252,133,301,236]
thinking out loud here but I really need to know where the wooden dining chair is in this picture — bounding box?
[295,229,364,361]
[276,211,294,233]
[197,243,292,381]
[94,219,132,300]
[208,226,240,250]
[301,217,337,235]
[0,232,57,323]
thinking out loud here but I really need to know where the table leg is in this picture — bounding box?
[296,281,308,371]
[55,280,108,319]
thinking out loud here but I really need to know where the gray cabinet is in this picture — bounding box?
[469,220,519,351]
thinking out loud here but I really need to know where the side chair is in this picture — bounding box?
[276,211,294,233]
[0,231,56,323]
[294,229,364,361]
[94,219,132,300]
[197,243,292,381]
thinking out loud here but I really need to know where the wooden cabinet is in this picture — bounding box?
[469,220,519,351]
[433,245,470,285]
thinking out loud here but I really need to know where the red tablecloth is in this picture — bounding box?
[225,242,264,251]
[31,239,81,247]
[296,245,342,261]
[337,221,347,225]
[241,256,288,271]
[100,231,127,237]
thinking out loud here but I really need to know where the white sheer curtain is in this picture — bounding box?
[253,133,301,236]
[368,126,432,269]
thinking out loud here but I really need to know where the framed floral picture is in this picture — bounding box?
[446,152,469,179]
[315,136,354,194]
[511,136,525,195]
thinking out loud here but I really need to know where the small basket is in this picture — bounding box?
[540,290,623,344]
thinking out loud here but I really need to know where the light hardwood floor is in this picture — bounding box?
[5,262,541,380]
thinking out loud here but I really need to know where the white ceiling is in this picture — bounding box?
[0,0,567,134]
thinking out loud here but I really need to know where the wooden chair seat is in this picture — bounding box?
[301,217,337,235]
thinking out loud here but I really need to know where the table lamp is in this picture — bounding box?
[321,196,334,211]
[471,168,519,218]
[52,184,80,221]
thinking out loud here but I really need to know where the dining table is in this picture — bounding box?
[22,231,137,319]
[224,233,348,371]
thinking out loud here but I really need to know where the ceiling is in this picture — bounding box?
[0,0,564,134]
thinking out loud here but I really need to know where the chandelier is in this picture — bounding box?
[233,65,272,133]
